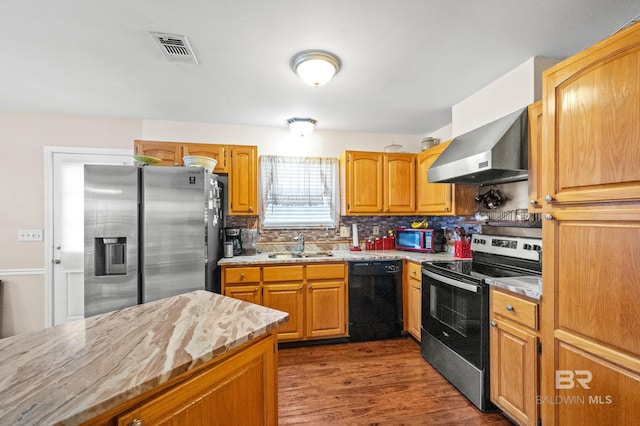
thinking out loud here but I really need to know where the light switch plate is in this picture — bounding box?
[19,229,43,241]
[372,226,380,235]
[339,226,350,237]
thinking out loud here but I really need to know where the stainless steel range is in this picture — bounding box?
[420,228,542,411]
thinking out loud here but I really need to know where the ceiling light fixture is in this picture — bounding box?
[290,50,341,87]
[287,118,317,138]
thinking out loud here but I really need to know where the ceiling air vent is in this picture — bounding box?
[150,32,199,64]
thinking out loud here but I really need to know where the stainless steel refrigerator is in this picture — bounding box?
[84,165,222,317]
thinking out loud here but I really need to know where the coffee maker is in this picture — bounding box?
[224,228,243,256]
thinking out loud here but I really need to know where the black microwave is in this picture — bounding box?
[395,228,445,253]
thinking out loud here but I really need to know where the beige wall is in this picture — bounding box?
[141,119,423,156]
[0,112,142,337]
[0,111,421,337]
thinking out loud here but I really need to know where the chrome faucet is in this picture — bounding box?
[293,233,305,253]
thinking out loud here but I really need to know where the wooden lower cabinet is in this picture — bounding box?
[306,263,346,339]
[263,266,305,341]
[85,333,278,426]
[404,261,422,341]
[225,285,262,304]
[222,263,347,342]
[490,288,539,426]
[223,266,261,304]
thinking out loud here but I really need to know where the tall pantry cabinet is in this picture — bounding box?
[539,21,640,425]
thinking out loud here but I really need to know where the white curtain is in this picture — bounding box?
[260,156,339,229]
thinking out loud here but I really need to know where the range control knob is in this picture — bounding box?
[532,244,542,252]
[523,243,532,250]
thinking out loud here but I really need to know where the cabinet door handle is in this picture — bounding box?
[544,194,554,203]
[506,305,514,312]
[240,273,245,280]
[412,285,420,290]
[529,199,537,205]
[491,321,497,327]
[248,206,254,212]
[545,214,553,221]
[129,419,144,426]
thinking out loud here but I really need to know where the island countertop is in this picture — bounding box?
[0,290,288,425]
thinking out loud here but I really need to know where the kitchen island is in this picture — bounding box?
[0,290,288,425]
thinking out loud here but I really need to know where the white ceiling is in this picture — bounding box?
[0,1,638,135]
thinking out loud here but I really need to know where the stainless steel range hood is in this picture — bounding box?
[428,108,529,185]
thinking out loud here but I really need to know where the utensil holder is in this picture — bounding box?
[454,240,472,258]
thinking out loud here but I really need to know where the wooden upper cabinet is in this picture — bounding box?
[527,101,543,212]
[183,143,228,173]
[543,25,640,206]
[384,153,416,214]
[134,140,182,166]
[416,142,477,216]
[342,151,384,214]
[229,145,258,215]
[134,140,229,173]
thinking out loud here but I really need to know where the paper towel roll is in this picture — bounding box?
[352,223,359,247]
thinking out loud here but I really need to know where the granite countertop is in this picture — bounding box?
[0,290,288,425]
[485,276,542,301]
[218,248,457,266]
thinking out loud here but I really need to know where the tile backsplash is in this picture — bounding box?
[226,215,480,246]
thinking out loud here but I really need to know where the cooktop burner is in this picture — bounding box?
[427,260,538,281]
[423,233,543,282]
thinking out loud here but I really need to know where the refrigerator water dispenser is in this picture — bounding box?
[94,237,127,276]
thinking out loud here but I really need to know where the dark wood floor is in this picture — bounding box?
[278,337,513,425]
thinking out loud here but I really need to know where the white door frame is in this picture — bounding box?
[44,146,133,328]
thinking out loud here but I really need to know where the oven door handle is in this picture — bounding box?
[422,269,480,293]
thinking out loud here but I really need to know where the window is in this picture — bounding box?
[260,156,338,229]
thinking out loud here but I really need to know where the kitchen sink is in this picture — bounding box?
[267,251,333,259]
[298,251,334,258]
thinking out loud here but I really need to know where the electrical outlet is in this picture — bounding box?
[18,229,43,241]
[372,226,380,235]
[339,226,350,237]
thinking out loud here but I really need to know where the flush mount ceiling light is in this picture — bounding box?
[290,50,341,87]
[287,118,317,138]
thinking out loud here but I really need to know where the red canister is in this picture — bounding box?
[374,237,383,250]
[382,236,391,250]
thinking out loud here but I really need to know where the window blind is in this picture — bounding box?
[260,156,338,229]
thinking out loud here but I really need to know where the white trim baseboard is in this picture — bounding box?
[0,268,46,277]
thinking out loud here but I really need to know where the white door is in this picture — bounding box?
[47,148,133,326]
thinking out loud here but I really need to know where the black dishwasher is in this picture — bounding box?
[348,260,403,342]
